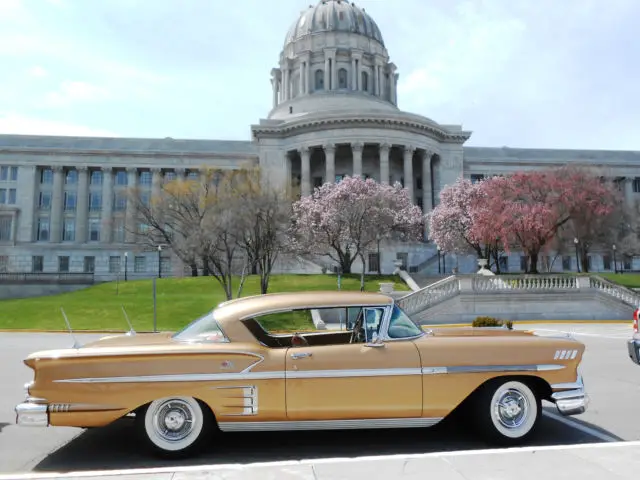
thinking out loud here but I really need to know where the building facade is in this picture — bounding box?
[1,0,639,280]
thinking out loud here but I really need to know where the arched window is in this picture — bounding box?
[338,68,348,89]
[315,69,325,91]
[361,71,369,92]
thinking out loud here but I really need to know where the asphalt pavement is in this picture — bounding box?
[0,323,637,476]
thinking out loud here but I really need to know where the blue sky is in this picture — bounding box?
[1,0,638,150]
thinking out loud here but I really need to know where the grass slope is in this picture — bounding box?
[599,273,640,289]
[0,274,407,332]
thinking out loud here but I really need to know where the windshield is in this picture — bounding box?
[172,310,229,343]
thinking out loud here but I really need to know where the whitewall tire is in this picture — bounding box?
[139,396,212,457]
[474,379,540,445]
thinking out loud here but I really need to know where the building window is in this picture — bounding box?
[40,168,53,184]
[0,255,8,272]
[88,219,100,241]
[32,256,44,273]
[520,255,528,272]
[10,166,17,181]
[37,217,50,241]
[115,170,128,186]
[90,170,103,185]
[361,71,369,92]
[368,253,380,273]
[0,166,8,181]
[113,193,127,211]
[63,219,75,241]
[470,174,485,183]
[314,69,324,90]
[0,215,12,241]
[562,255,571,271]
[65,169,78,184]
[498,256,509,272]
[633,177,640,193]
[139,171,152,186]
[134,256,146,273]
[396,252,408,270]
[109,256,121,273]
[58,256,70,273]
[164,171,176,183]
[586,255,593,271]
[114,220,125,243]
[338,68,348,89]
[39,191,51,210]
[187,171,198,181]
[83,256,95,273]
[89,192,102,211]
[0,166,18,181]
[160,256,171,275]
[64,191,77,211]
[603,254,612,270]
[624,255,632,270]
[0,189,5,204]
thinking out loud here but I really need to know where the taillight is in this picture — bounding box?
[634,309,639,333]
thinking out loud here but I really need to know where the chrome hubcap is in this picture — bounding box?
[153,400,195,442]
[495,389,529,428]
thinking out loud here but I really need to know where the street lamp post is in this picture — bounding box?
[442,249,446,274]
[124,252,128,282]
[157,245,162,278]
[613,244,617,273]
[437,246,441,274]
[574,237,580,273]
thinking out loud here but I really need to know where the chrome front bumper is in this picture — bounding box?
[15,401,49,427]
[550,373,589,416]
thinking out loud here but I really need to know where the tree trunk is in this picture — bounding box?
[528,252,539,274]
[581,249,590,273]
[190,264,198,277]
[359,254,366,292]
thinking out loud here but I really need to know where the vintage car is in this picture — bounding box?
[15,291,588,458]
[628,308,640,365]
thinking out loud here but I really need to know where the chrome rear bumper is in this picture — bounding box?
[550,373,589,416]
[15,401,49,427]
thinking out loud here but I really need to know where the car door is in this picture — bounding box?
[285,306,422,420]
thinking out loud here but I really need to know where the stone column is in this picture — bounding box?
[283,66,290,101]
[299,62,305,95]
[300,147,311,196]
[380,64,387,100]
[625,177,635,208]
[390,65,398,105]
[373,62,378,96]
[271,77,279,108]
[101,166,113,243]
[324,143,335,184]
[49,165,64,243]
[125,167,137,243]
[352,142,364,177]
[379,143,390,184]
[403,145,415,203]
[151,168,162,204]
[422,150,433,214]
[305,56,311,93]
[324,53,331,90]
[351,56,358,90]
[75,166,89,243]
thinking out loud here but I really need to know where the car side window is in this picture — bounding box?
[361,307,386,343]
[387,305,423,339]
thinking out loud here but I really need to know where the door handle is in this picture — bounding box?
[291,352,312,360]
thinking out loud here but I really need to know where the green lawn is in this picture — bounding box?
[599,273,640,288]
[0,274,407,332]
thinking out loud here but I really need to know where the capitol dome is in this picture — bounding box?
[284,0,385,48]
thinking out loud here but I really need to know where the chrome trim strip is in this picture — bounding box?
[217,417,443,432]
[55,363,566,383]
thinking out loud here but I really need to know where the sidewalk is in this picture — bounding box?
[2,440,639,480]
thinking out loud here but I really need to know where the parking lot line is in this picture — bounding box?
[542,410,619,442]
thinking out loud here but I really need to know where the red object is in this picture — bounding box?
[633,309,639,333]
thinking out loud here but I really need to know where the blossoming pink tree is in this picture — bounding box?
[427,177,505,271]
[471,165,617,273]
[288,176,424,286]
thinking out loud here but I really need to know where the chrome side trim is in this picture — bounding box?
[216,385,258,416]
[54,371,285,383]
[286,368,422,379]
[217,417,443,432]
[55,363,566,384]
[32,349,265,361]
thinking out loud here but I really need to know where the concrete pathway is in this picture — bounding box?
[1,441,639,479]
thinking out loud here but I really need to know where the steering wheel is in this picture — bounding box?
[349,314,365,344]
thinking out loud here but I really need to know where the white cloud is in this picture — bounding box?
[43,80,111,107]
[0,113,117,137]
[28,65,48,78]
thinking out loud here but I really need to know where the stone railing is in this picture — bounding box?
[397,273,640,316]
[396,275,460,314]
[590,275,640,308]
[0,272,95,285]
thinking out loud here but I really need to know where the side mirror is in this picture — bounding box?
[366,332,385,348]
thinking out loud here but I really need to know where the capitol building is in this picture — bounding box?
[0,0,639,280]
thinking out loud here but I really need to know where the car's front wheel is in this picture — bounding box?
[138,396,214,458]
[473,379,540,445]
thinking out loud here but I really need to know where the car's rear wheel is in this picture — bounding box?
[138,396,213,458]
[473,379,540,445]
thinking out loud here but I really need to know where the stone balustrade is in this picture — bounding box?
[397,274,640,317]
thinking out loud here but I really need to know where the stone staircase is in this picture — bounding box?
[395,274,640,323]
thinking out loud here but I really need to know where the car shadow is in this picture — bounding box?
[0,423,9,434]
[33,411,619,473]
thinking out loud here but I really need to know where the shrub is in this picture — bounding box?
[472,316,514,330]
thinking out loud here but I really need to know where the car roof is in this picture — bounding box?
[214,291,394,341]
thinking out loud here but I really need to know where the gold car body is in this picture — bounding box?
[15,291,588,432]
